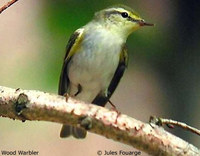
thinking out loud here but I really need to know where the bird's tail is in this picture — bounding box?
[60,124,87,139]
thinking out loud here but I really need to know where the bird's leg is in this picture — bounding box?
[64,93,78,102]
[108,100,120,114]
[108,99,116,109]
[108,100,121,124]
[64,84,82,102]
[64,93,70,102]
[105,90,119,112]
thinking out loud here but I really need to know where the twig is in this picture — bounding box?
[0,0,19,14]
[150,116,200,136]
[0,86,199,156]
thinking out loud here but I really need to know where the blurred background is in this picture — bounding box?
[0,0,199,155]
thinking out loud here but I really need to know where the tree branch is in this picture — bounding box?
[150,116,200,136]
[0,0,19,14]
[0,86,199,155]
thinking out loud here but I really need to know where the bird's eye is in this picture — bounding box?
[121,12,128,18]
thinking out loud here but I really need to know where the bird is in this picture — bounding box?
[58,4,153,139]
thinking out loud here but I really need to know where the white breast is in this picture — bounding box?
[68,26,124,99]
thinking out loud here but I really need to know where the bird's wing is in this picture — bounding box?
[58,28,85,95]
[92,45,128,106]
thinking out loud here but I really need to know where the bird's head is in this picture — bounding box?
[94,5,154,38]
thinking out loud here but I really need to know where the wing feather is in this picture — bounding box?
[58,28,84,95]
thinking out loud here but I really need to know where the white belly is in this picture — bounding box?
[68,28,123,102]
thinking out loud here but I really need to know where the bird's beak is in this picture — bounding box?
[138,20,154,26]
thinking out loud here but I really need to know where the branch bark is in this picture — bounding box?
[0,86,199,156]
[149,116,200,136]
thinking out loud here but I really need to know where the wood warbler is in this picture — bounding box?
[58,5,153,139]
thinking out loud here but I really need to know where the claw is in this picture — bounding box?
[63,93,70,102]
[108,100,120,113]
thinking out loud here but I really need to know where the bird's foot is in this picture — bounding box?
[80,116,92,130]
[64,93,71,102]
[108,100,120,114]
